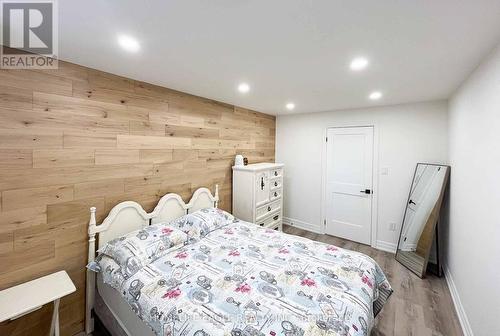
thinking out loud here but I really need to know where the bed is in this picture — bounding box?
[86,185,392,336]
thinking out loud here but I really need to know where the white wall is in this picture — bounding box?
[445,44,500,336]
[276,101,448,251]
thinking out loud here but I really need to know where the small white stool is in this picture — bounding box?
[0,271,76,336]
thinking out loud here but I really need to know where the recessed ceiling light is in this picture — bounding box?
[350,57,369,71]
[286,102,295,110]
[369,91,383,100]
[118,35,140,53]
[238,83,250,93]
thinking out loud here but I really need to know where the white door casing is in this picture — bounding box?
[325,127,374,244]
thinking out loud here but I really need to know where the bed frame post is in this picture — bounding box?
[85,207,97,334]
[215,184,219,208]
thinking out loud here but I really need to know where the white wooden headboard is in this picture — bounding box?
[85,185,219,334]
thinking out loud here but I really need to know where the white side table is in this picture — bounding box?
[0,270,76,336]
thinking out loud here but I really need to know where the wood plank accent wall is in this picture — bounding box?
[0,61,275,335]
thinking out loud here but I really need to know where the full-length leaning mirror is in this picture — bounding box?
[396,163,450,278]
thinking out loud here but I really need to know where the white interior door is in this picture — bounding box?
[325,126,374,244]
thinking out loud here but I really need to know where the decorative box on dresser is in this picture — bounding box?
[232,163,284,231]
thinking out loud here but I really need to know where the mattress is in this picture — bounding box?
[93,212,392,336]
[97,273,154,336]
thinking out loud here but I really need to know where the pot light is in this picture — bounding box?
[237,83,250,93]
[286,102,295,111]
[350,57,369,71]
[369,91,383,100]
[118,35,140,53]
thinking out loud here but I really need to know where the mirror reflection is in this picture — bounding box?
[396,163,450,277]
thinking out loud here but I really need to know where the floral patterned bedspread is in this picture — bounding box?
[95,217,392,336]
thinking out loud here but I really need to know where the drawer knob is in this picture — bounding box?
[274,171,278,176]
[274,182,278,187]
[267,206,271,211]
[273,215,279,221]
[274,192,277,197]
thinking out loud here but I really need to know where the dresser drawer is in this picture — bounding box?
[255,171,270,207]
[270,188,282,201]
[270,168,283,179]
[270,178,282,190]
[256,212,281,228]
[256,199,281,221]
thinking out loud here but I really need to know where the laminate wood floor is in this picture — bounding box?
[283,225,463,336]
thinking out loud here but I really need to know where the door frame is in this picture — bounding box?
[320,124,379,248]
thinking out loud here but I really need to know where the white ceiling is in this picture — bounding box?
[59,1,500,115]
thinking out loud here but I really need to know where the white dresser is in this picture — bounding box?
[232,162,284,231]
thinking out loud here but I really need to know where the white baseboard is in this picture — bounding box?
[284,219,397,253]
[375,240,397,253]
[283,217,323,234]
[443,265,473,336]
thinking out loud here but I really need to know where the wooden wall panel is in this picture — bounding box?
[0,60,275,336]
[0,149,33,168]
[2,185,74,211]
[33,149,95,168]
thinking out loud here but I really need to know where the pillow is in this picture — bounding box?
[168,208,235,240]
[89,223,188,279]
[88,254,127,289]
